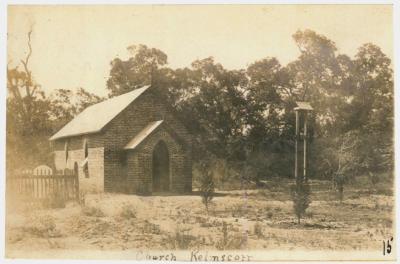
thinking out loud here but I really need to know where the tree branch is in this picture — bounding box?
[21,27,33,98]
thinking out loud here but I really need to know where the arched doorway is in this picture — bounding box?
[152,141,170,192]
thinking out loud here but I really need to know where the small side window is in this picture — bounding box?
[81,158,89,178]
[84,163,89,178]
[83,139,88,158]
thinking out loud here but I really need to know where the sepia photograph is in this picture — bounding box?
[3,3,396,262]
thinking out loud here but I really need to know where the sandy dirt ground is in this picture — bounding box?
[5,179,395,260]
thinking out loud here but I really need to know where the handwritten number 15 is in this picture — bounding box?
[383,237,394,255]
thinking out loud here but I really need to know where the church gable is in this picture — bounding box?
[101,88,191,151]
[51,86,193,195]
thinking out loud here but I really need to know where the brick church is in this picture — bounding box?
[49,86,192,195]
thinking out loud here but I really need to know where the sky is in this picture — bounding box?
[7,4,393,97]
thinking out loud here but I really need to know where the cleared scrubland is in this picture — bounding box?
[5,174,394,258]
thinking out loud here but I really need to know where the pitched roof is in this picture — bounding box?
[50,85,151,141]
[124,120,164,150]
[294,101,313,111]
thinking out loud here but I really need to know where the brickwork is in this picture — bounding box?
[53,145,104,193]
[125,125,192,194]
[51,88,192,194]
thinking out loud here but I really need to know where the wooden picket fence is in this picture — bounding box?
[6,166,79,205]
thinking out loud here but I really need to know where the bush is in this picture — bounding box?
[253,222,263,238]
[267,211,273,219]
[231,203,248,218]
[290,181,311,224]
[167,226,196,249]
[23,214,61,238]
[215,221,247,250]
[119,204,136,219]
[199,163,215,213]
[142,220,161,235]
[81,205,105,217]
[334,173,345,202]
[369,172,380,185]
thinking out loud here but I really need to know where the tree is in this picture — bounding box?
[48,87,104,131]
[48,89,77,131]
[285,30,356,137]
[75,87,104,112]
[181,57,249,161]
[7,28,54,171]
[102,34,393,188]
[351,44,394,173]
[332,131,359,202]
[106,44,168,97]
[288,30,339,103]
[7,28,107,172]
[245,57,285,142]
[285,30,393,183]
[244,57,294,181]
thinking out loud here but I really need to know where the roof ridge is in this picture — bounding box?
[86,85,150,110]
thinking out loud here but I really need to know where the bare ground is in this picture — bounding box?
[5,178,395,260]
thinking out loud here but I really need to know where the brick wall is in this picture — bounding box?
[51,87,192,194]
[126,125,192,194]
[53,136,104,193]
[101,89,193,193]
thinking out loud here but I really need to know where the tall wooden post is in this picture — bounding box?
[295,111,299,181]
[303,113,307,181]
[294,102,313,182]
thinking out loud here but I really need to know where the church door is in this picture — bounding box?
[152,141,170,192]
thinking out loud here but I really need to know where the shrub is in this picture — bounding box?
[267,211,273,219]
[231,204,247,217]
[290,181,311,224]
[81,205,105,217]
[199,164,215,213]
[167,226,196,249]
[253,222,263,238]
[215,221,247,250]
[119,204,136,219]
[370,172,380,185]
[333,173,345,202]
[142,220,161,235]
[23,214,61,238]
[226,233,247,249]
[219,221,229,249]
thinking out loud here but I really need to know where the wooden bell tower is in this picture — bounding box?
[294,102,313,182]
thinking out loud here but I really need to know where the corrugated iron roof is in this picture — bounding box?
[50,85,151,141]
[294,101,313,111]
[124,120,164,150]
